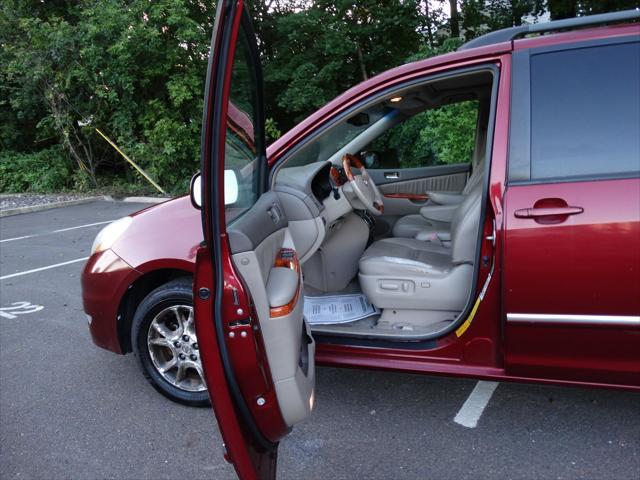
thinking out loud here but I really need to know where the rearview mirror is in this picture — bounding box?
[189,170,240,210]
[347,112,370,127]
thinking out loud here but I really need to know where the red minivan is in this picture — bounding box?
[82,4,640,479]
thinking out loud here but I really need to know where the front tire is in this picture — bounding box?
[131,278,210,407]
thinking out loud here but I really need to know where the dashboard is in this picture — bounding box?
[310,163,334,203]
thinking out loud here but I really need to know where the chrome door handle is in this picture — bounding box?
[384,171,399,179]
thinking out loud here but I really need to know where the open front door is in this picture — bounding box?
[194,2,315,479]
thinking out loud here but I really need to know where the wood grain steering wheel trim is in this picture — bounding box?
[342,153,364,181]
[342,153,384,214]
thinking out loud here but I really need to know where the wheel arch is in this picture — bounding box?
[117,268,194,353]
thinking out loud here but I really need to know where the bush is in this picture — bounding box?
[0,147,73,193]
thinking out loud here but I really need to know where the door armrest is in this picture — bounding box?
[267,267,299,310]
[419,204,458,223]
[427,191,464,206]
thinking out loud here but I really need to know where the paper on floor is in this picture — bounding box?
[303,294,379,325]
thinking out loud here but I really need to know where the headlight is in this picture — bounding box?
[91,216,132,255]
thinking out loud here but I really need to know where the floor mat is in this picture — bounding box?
[303,294,379,325]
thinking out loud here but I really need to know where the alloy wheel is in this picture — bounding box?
[147,305,206,392]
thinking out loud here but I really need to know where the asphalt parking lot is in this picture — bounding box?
[1,200,639,480]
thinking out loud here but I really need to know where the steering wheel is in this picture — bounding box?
[342,153,384,216]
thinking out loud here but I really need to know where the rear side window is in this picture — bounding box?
[530,41,640,182]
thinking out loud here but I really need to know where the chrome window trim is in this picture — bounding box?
[507,313,640,327]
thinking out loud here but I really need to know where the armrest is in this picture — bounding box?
[436,231,451,242]
[419,204,458,223]
[427,191,464,206]
[267,267,299,309]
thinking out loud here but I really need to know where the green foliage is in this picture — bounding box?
[2,0,631,194]
[547,0,640,20]
[416,101,479,166]
[263,0,422,129]
[265,118,282,143]
[374,39,478,169]
[0,147,72,192]
[371,101,479,168]
[1,0,213,195]
[460,0,546,38]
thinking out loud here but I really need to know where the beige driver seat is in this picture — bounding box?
[359,183,482,312]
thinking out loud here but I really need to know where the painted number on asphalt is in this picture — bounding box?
[0,301,44,319]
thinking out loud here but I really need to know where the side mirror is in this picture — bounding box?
[190,172,202,209]
[189,170,239,210]
[224,169,239,205]
[361,151,381,169]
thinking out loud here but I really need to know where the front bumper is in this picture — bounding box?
[81,249,141,354]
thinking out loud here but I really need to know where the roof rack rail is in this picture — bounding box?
[458,9,640,51]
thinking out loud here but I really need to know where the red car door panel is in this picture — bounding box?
[503,37,640,387]
[504,180,640,385]
[195,1,288,478]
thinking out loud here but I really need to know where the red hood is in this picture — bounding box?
[112,195,201,273]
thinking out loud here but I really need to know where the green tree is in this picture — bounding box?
[460,0,545,40]
[3,0,634,195]
[263,0,422,130]
[1,0,214,194]
[548,0,640,19]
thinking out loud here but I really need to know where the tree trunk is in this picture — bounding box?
[46,90,98,187]
[422,0,435,48]
[355,44,368,81]
[449,0,460,38]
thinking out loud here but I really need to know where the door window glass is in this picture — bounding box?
[224,26,264,224]
[283,99,480,170]
[364,100,479,169]
[530,42,640,181]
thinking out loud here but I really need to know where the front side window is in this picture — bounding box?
[530,41,640,181]
[224,25,264,224]
[278,70,493,175]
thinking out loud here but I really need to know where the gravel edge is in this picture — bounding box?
[0,196,169,218]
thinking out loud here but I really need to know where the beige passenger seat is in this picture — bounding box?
[359,183,482,313]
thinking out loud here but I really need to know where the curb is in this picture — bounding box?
[0,196,114,218]
[121,196,170,204]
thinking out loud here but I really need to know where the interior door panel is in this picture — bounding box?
[367,164,470,235]
[195,1,314,474]
[228,192,316,427]
[369,163,471,187]
[380,172,468,214]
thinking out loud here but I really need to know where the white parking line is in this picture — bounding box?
[0,220,113,244]
[0,235,32,243]
[0,257,89,280]
[454,381,499,428]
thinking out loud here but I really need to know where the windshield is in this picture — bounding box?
[285,103,392,167]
